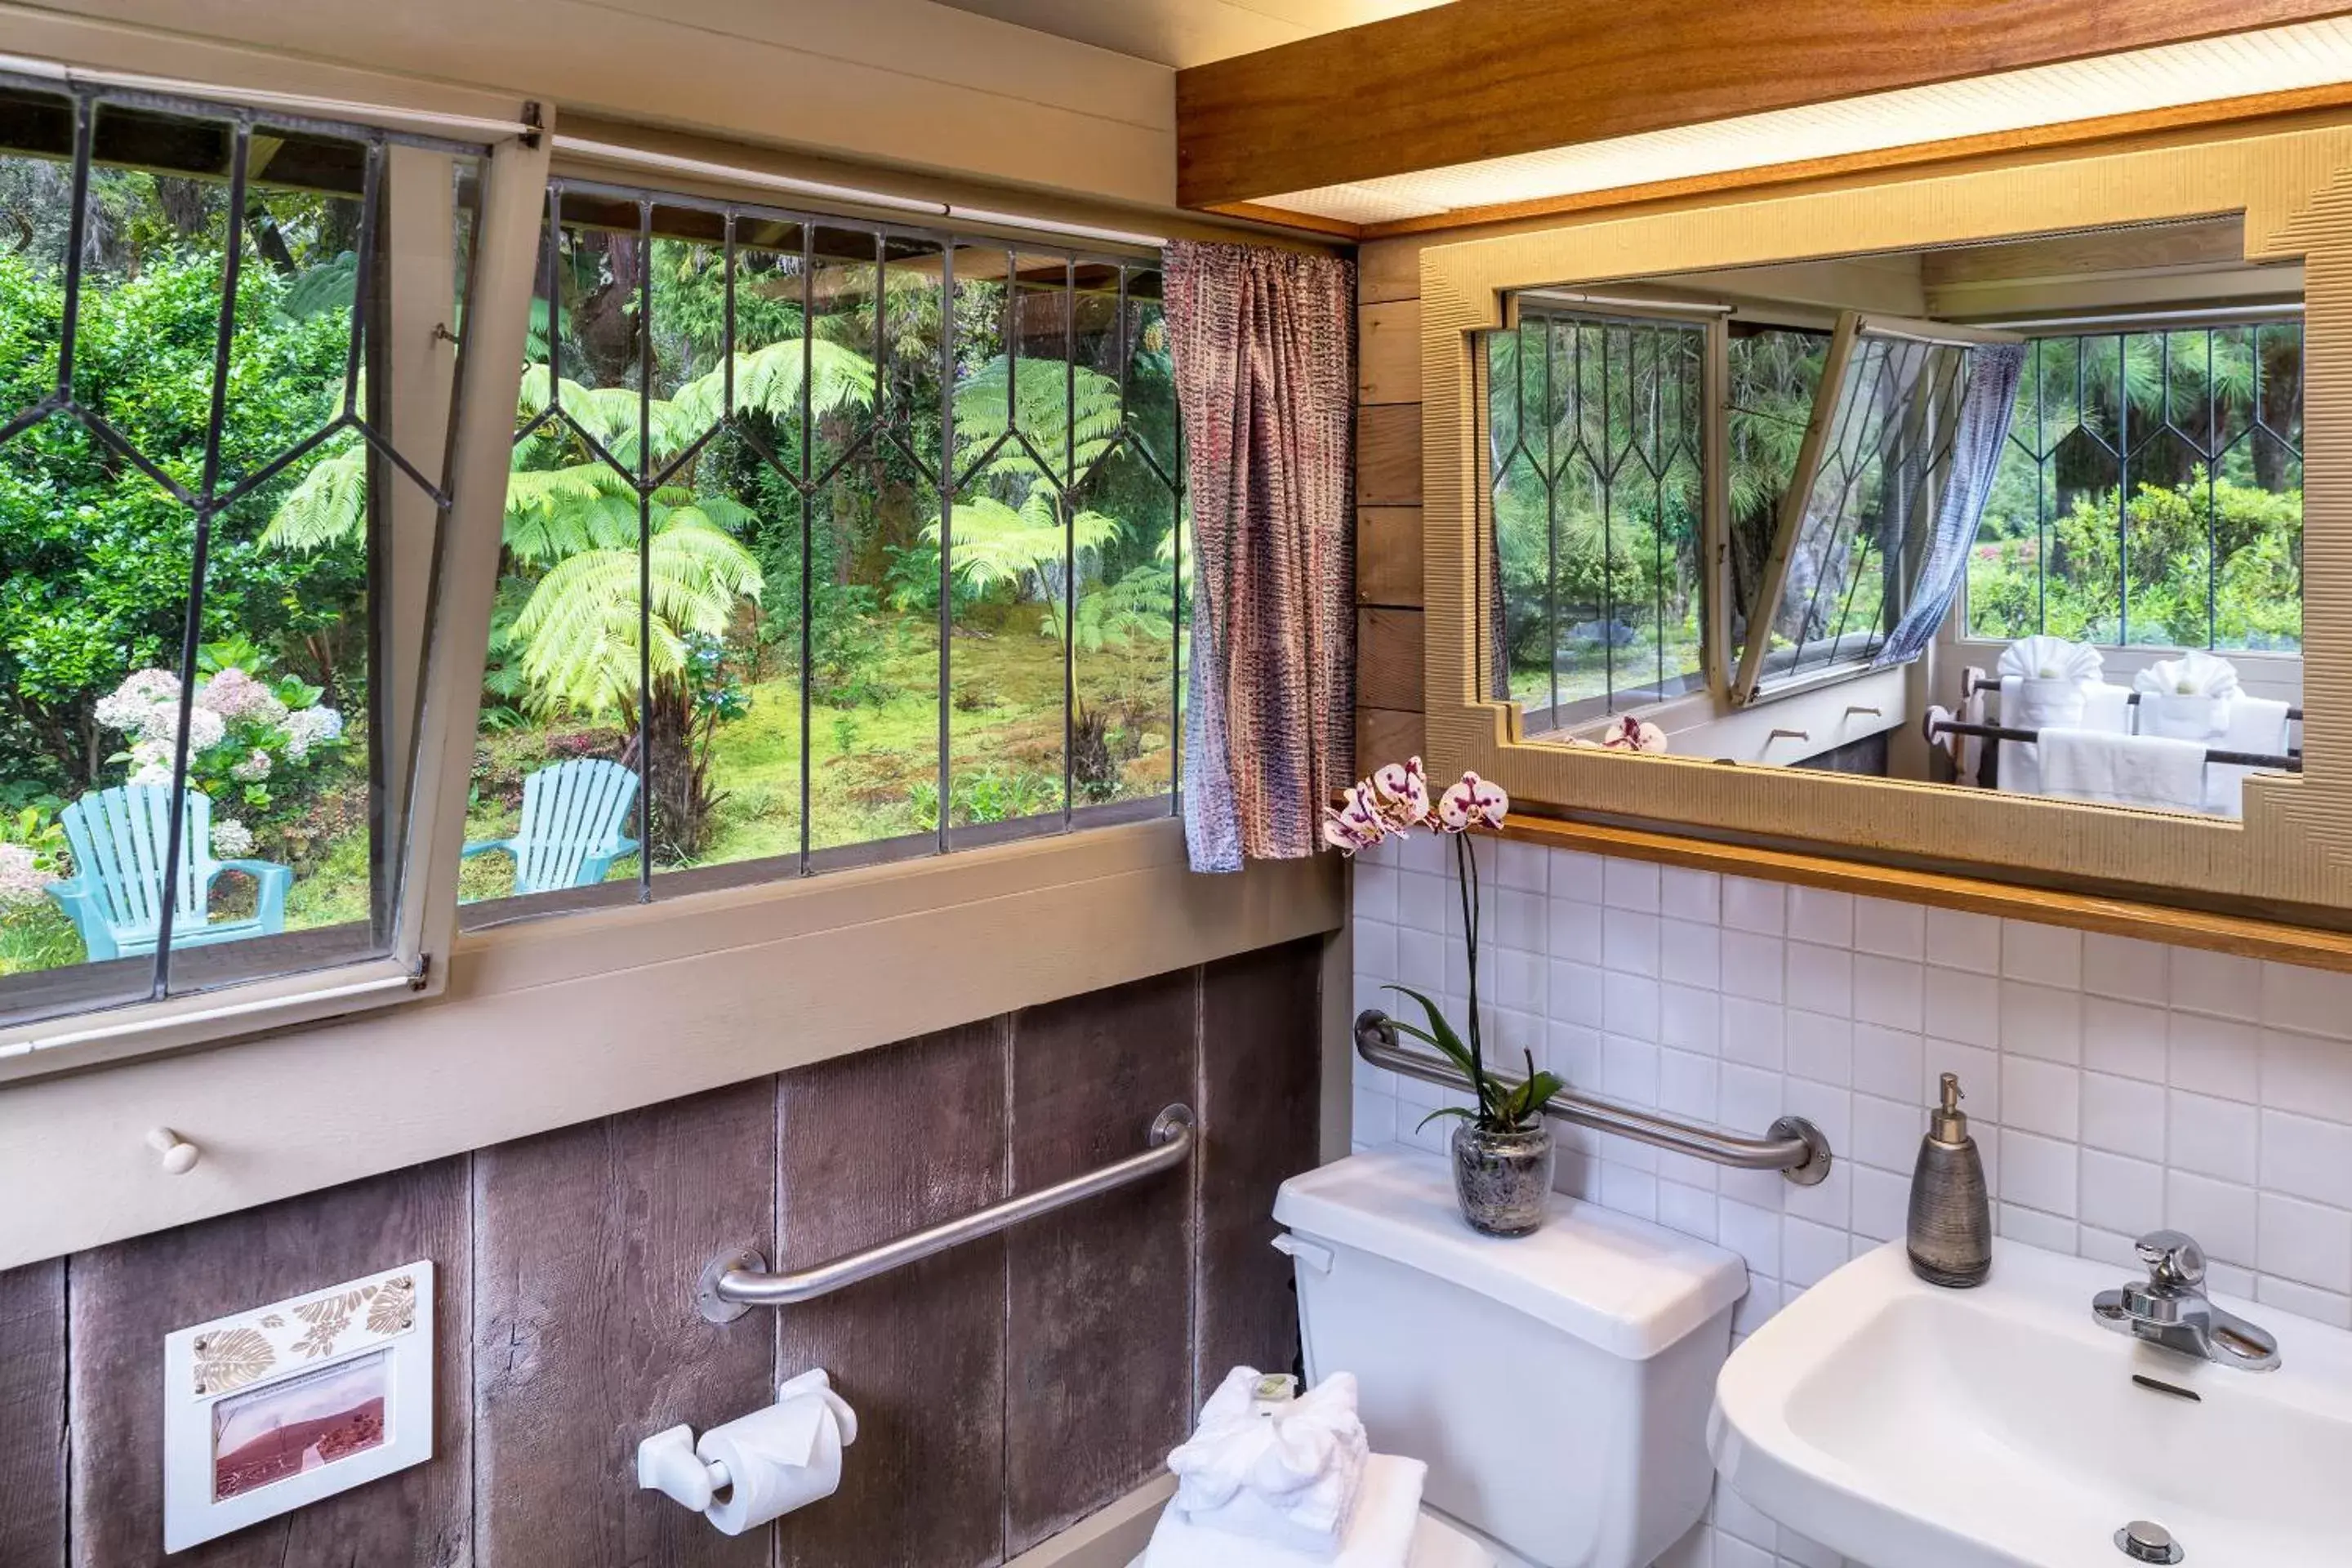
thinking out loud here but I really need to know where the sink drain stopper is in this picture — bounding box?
[2115,1521,2183,1563]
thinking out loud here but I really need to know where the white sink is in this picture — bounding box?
[1709,1238,2352,1567]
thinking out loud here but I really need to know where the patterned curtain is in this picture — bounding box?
[1166,240,1356,873]
[1875,342,2028,666]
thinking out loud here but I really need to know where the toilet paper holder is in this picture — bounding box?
[637,1368,858,1521]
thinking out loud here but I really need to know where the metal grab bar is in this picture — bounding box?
[696,1103,1196,1323]
[1356,1011,1832,1185]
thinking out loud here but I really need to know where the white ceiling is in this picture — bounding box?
[1268,17,2352,225]
[928,0,1450,69]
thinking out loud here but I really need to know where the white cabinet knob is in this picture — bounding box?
[145,1126,199,1174]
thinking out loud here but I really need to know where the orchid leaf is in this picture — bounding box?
[1415,1105,1477,1132]
[1382,985,1481,1090]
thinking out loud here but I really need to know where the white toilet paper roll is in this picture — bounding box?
[695,1383,853,1535]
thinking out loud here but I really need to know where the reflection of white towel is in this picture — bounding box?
[2038,729,2207,813]
[2206,696,2293,817]
[1997,678,2132,794]
[1169,1370,1368,1557]
[1144,1454,1428,1568]
[1956,666,1989,786]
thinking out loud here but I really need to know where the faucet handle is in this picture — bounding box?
[2135,1229,2207,1288]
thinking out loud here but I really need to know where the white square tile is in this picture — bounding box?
[1852,1092,1925,1172]
[1550,849,1606,903]
[1352,918,1399,981]
[1603,911,1663,978]
[1852,1023,1926,1104]
[1545,1022,1603,1087]
[1719,1063,1784,1136]
[2002,920,2082,989]
[2080,1071,2165,1156]
[1494,838,1549,892]
[2167,1089,2258,1183]
[1599,1160,1659,1221]
[1488,947,1546,1013]
[1852,954,1925,1031]
[1783,1078,1852,1153]
[1722,931,1786,1003]
[1661,866,1721,924]
[1786,1010,1853,1086]
[2262,1029,2352,1124]
[2167,1169,2258,1266]
[1659,1048,1720,1122]
[1661,983,1722,1054]
[2257,1275,2352,1331]
[1351,1085,1396,1147]
[2001,1128,2078,1215]
[1783,1157,1849,1231]
[1776,1525,1843,1568]
[1925,906,2002,972]
[2172,948,2261,1022]
[2080,1149,2164,1235]
[1659,918,1720,988]
[2082,997,2168,1082]
[1782,1216,1851,1287]
[1787,887,1855,948]
[2002,1055,2081,1141]
[2264,962,2352,1041]
[1853,1164,1911,1241]
[1718,1197,1782,1276]
[1999,1202,2078,1252]
[1720,997,1786,1071]
[2170,1015,2261,1111]
[1603,971,1661,1041]
[1604,1034,1663,1107]
[1715,1526,1774,1568]
[2261,1109,2352,1209]
[1853,897,1927,960]
[1548,898,1606,964]
[1658,1179,1717,1243]
[2259,1192,2352,1292]
[1604,858,1661,913]
[1923,964,1999,1048]
[1722,875,1786,935]
[1787,941,1854,1018]
[1488,889,1547,955]
[1548,960,1606,1027]
[2082,933,2168,1001]
[2002,980,2082,1064]
[1925,1039,2000,1124]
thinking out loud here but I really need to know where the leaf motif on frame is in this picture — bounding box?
[194,1327,276,1396]
[364,1275,416,1337]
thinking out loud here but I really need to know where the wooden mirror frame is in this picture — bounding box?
[1419,120,2352,920]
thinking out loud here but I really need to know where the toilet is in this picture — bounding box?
[1272,1149,1746,1568]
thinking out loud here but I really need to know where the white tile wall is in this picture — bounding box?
[1347,834,2352,1568]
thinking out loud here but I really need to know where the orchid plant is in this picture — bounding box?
[1323,758,1566,1134]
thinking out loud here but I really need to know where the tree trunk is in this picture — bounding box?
[569,230,641,390]
[152,178,212,240]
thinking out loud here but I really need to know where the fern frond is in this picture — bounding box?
[261,441,369,552]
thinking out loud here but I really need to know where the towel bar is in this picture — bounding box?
[1922,711,2301,772]
[697,1102,1196,1322]
[1959,671,2303,723]
[1356,1010,1832,1185]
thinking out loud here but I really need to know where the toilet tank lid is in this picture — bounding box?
[1274,1150,1747,1360]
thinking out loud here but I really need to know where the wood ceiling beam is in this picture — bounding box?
[1174,0,2352,209]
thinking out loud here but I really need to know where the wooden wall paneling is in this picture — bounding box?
[774,1022,1010,1568]
[1357,300,1422,405]
[1003,969,1200,1555]
[1357,608,1427,712]
[471,1083,775,1568]
[1173,0,2352,207]
[0,1260,65,1568]
[67,1162,472,1568]
[1356,506,1424,608]
[1193,939,1322,1399]
[1357,240,1424,306]
[1356,403,1423,507]
[1356,708,1428,771]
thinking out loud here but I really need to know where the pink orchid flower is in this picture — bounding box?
[1370,755,1431,827]
[1435,770,1508,832]
[1321,779,1389,855]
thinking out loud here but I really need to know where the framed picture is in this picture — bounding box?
[162,1261,434,1553]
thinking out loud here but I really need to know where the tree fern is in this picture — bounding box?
[261,441,368,551]
[924,484,1120,596]
[503,463,640,564]
[952,356,1123,486]
[667,338,875,433]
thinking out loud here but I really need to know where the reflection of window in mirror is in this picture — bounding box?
[1482,216,2305,821]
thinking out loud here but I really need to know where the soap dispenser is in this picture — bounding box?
[1908,1071,1991,1287]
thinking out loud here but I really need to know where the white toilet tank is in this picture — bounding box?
[1275,1151,1746,1568]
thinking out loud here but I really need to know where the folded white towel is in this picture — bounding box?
[2135,649,2243,700]
[2205,695,2292,817]
[2038,728,2207,813]
[1169,1369,1368,1557]
[1996,676,2134,795]
[2000,635,2103,684]
[2081,682,2135,732]
[1144,1454,1428,1568]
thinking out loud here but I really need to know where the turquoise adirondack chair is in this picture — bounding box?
[462,758,641,896]
[46,784,292,963]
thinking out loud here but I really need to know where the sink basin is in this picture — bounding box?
[1709,1238,2352,1567]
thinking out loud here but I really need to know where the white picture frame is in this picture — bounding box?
[162,1260,434,1553]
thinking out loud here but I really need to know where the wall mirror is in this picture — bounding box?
[1423,123,2352,915]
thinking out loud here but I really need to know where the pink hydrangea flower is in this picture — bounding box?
[196,667,288,724]
[0,843,52,911]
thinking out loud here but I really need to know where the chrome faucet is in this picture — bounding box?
[2093,1229,2279,1371]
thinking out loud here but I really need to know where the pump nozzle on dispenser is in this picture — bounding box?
[1908,1071,1991,1287]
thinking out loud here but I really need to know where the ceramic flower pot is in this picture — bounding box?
[1450,1120,1554,1236]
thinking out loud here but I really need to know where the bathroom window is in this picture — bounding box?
[1965,318,2304,651]
[463,183,1183,924]
[1487,305,1706,730]
[0,75,488,1030]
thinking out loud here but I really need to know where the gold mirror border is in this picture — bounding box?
[1419,120,2352,915]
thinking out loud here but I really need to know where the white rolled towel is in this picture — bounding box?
[1144,1453,1428,1568]
[1999,635,2103,684]
[1168,1369,1369,1559]
[2136,651,2242,742]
